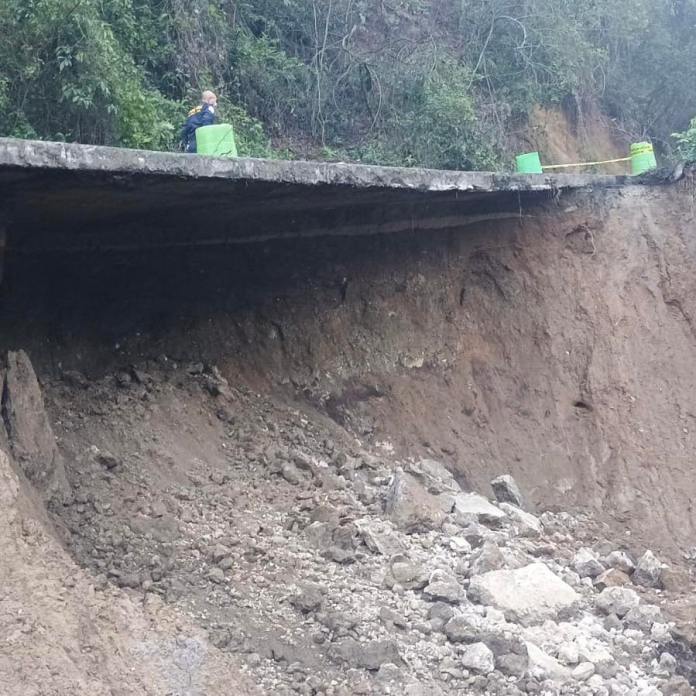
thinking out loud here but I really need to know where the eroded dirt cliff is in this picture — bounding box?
[3,181,696,550]
[2,178,696,694]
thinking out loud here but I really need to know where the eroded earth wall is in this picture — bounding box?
[1,182,696,553]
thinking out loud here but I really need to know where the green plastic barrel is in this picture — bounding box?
[630,142,657,175]
[516,152,543,174]
[196,124,238,158]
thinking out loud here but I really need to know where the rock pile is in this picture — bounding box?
[37,358,696,695]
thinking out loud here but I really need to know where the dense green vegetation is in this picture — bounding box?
[674,118,696,160]
[2,0,696,168]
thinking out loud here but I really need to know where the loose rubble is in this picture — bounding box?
[5,353,693,696]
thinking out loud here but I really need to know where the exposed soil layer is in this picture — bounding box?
[2,182,696,554]
[4,178,696,693]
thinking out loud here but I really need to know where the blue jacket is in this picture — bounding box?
[181,103,216,152]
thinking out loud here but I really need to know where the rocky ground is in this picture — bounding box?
[2,350,694,695]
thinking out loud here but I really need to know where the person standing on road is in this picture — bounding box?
[181,90,218,153]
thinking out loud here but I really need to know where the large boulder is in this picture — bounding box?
[407,459,461,494]
[572,548,605,578]
[385,471,447,533]
[461,643,494,674]
[633,550,664,588]
[498,503,542,537]
[595,587,640,618]
[423,570,465,604]
[468,563,580,625]
[355,518,407,556]
[2,350,69,498]
[453,493,507,527]
[491,475,524,508]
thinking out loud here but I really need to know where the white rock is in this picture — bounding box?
[650,623,672,644]
[572,662,596,681]
[454,493,507,526]
[658,651,677,675]
[461,642,495,674]
[439,656,464,679]
[575,637,615,672]
[588,674,606,690]
[637,687,663,696]
[604,551,636,575]
[595,587,640,618]
[499,503,542,537]
[573,548,605,578]
[526,642,571,681]
[557,642,580,665]
[410,458,461,493]
[355,518,407,556]
[563,569,583,587]
[424,569,465,604]
[485,607,506,624]
[621,628,645,651]
[468,563,580,625]
[448,536,473,554]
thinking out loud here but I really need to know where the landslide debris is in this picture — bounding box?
[0,438,258,696]
[2,349,688,696]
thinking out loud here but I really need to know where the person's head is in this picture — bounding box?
[202,90,217,108]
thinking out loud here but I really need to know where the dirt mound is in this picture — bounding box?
[0,443,259,695]
[4,352,694,695]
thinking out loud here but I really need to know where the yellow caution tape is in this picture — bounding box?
[542,156,632,170]
[631,143,654,156]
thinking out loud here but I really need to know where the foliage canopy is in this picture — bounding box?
[2,0,696,168]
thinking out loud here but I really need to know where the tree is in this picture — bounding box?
[2,0,696,168]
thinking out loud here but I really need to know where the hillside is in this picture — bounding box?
[2,0,696,167]
[3,2,696,694]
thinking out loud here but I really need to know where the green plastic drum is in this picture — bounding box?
[196,124,238,158]
[630,142,657,175]
[516,152,543,174]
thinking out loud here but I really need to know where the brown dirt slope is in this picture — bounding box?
[0,446,259,695]
[3,177,696,692]
[524,104,630,174]
[1,180,695,556]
